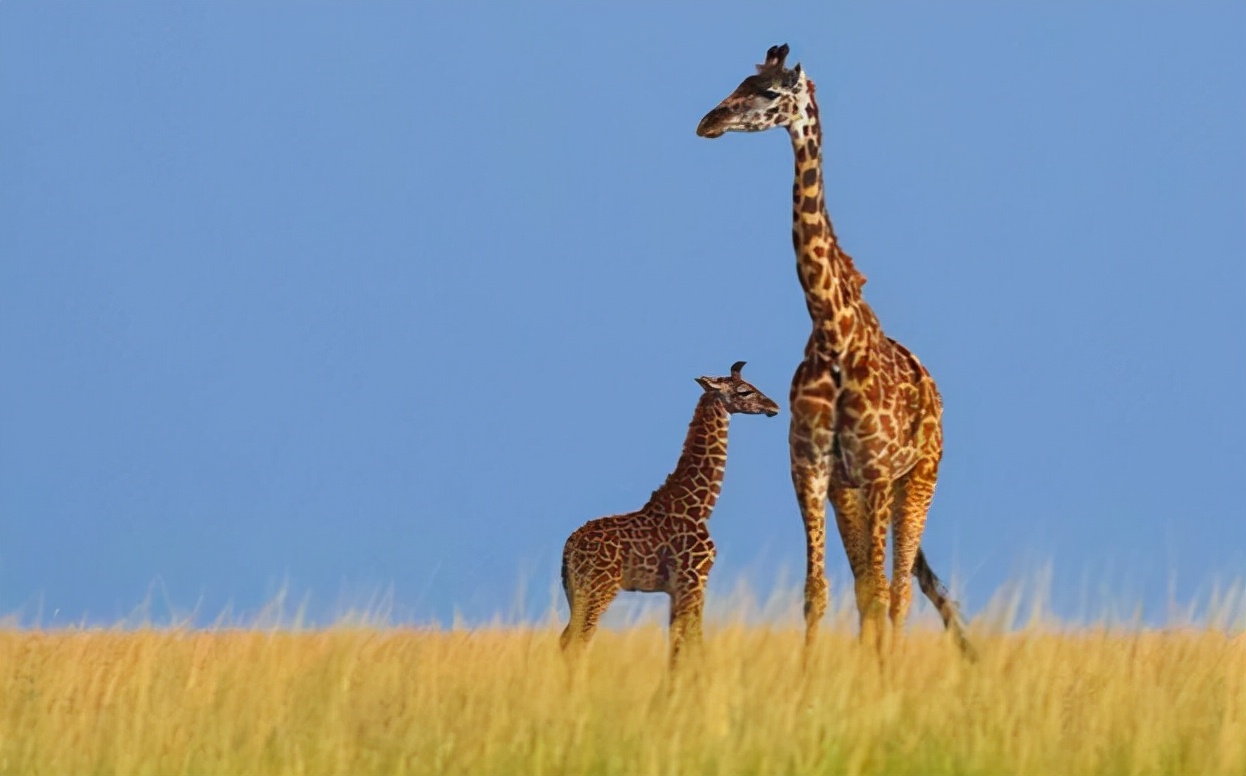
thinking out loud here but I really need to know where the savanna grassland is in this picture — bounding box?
[2,596,1244,776]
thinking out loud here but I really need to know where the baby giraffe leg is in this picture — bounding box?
[559,590,585,652]
[668,569,709,669]
[581,585,619,647]
[561,582,619,657]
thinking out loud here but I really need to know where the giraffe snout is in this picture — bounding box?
[696,108,729,138]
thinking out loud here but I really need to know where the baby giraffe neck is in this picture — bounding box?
[647,394,730,522]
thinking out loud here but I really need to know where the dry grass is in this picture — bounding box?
[1,597,1244,776]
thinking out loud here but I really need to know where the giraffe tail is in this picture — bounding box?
[912,547,978,662]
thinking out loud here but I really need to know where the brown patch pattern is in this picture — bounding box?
[697,45,973,658]
[560,366,780,668]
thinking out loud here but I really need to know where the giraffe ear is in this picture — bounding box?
[695,376,725,393]
[782,64,802,88]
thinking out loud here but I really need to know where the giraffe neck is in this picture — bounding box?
[646,394,730,522]
[788,79,881,353]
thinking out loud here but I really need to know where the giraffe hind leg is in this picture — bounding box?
[559,556,581,652]
[859,481,895,654]
[560,597,584,652]
[889,467,931,637]
[890,460,976,659]
[561,580,618,657]
[828,480,870,620]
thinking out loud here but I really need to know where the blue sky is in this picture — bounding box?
[2,4,1243,627]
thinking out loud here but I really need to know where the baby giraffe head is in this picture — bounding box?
[696,43,812,139]
[695,361,780,417]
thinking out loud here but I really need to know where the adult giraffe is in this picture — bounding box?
[697,44,973,656]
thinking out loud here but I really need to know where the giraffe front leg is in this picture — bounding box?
[668,584,706,670]
[791,427,833,648]
[790,362,839,648]
[668,541,714,670]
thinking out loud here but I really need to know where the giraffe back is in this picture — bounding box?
[563,511,714,596]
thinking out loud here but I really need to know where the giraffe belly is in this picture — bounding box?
[835,398,922,483]
[620,542,671,593]
[621,563,667,593]
[836,429,920,483]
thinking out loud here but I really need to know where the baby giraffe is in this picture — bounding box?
[560,361,780,667]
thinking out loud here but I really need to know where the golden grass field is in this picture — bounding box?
[2,590,1244,776]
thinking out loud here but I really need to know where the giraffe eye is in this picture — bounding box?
[736,388,754,396]
[759,89,781,100]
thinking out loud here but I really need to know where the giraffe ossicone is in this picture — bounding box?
[697,45,976,659]
[559,362,780,667]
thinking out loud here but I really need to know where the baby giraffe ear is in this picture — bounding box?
[695,376,723,392]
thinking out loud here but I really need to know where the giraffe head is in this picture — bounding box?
[695,361,780,417]
[696,44,812,139]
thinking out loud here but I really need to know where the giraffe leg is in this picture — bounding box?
[791,431,833,647]
[668,584,706,670]
[828,479,870,625]
[559,590,585,652]
[858,480,895,654]
[559,552,580,651]
[894,458,977,660]
[889,471,929,640]
[580,581,619,643]
[561,579,619,657]
[790,361,839,648]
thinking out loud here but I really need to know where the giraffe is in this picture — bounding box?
[696,45,974,657]
[560,361,780,667]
